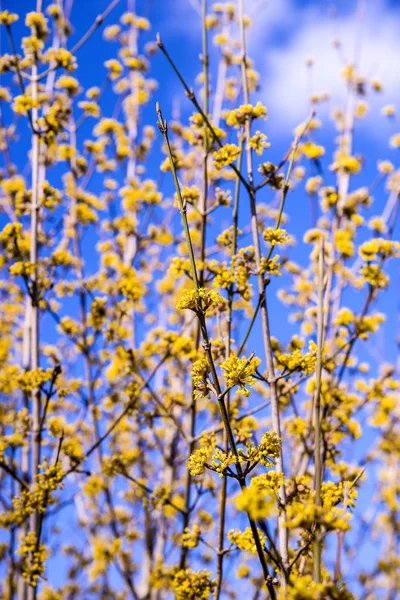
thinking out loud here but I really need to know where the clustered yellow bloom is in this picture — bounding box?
[90,537,122,579]
[368,217,387,234]
[305,175,322,195]
[239,432,281,467]
[276,341,317,376]
[251,471,284,492]
[279,574,354,600]
[171,568,216,600]
[249,130,270,155]
[213,143,241,169]
[17,531,48,587]
[116,267,146,302]
[176,287,225,312]
[228,527,267,555]
[220,354,261,396]
[188,431,280,477]
[225,102,267,128]
[359,238,400,261]
[389,132,400,148]
[45,47,77,70]
[13,94,38,115]
[25,11,49,38]
[191,357,211,399]
[0,10,19,25]
[1,460,64,528]
[235,483,276,520]
[301,141,325,159]
[182,524,201,548]
[263,227,289,246]
[330,151,361,174]
[55,75,80,94]
[334,228,355,258]
[188,433,216,476]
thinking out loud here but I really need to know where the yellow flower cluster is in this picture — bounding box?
[301,141,325,159]
[285,502,351,532]
[228,527,267,555]
[191,357,211,399]
[249,130,270,155]
[334,228,355,258]
[188,431,280,477]
[276,341,318,376]
[252,471,284,492]
[0,10,19,25]
[278,574,354,600]
[90,537,122,579]
[188,433,216,476]
[360,264,389,288]
[44,47,77,70]
[1,460,63,530]
[239,432,281,467]
[330,151,361,174]
[355,313,385,339]
[359,238,400,261]
[176,287,225,312]
[235,485,276,519]
[213,143,241,169]
[25,11,49,38]
[13,94,38,115]
[171,568,216,600]
[220,354,261,396]
[17,531,48,587]
[263,227,289,246]
[225,102,267,128]
[116,267,146,302]
[182,524,201,548]
[9,260,35,277]
[89,297,107,330]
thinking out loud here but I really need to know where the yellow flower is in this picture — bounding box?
[103,24,121,40]
[228,527,267,555]
[355,100,368,118]
[381,104,395,117]
[301,141,325,159]
[182,525,201,548]
[377,160,394,174]
[0,10,19,25]
[213,143,241,169]
[13,94,38,115]
[220,354,261,396]
[368,217,387,234]
[249,131,270,155]
[389,133,400,149]
[176,288,225,312]
[330,152,361,174]
[235,487,274,519]
[334,229,355,258]
[225,102,267,128]
[171,569,216,599]
[55,75,80,94]
[263,227,289,246]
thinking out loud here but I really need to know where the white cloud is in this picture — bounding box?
[248,0,400,137]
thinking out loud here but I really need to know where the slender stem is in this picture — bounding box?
[28,61,41,550]
[216,137,243,599]
[313,240,325,583]
[237,0,290,581]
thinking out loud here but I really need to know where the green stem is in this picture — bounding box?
[313,240,325,583]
